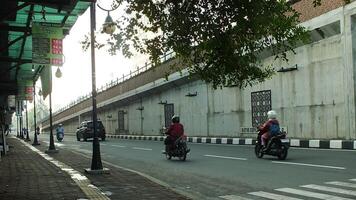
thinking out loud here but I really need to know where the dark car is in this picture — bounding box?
[76,120,106,141]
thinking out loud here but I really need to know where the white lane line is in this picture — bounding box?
[276,188,353,200]
[204,154,247,161]
[219,195,252,200]
[326,181,356,189]
[290,147,356,152]
[350,179,356,182]
[111,145,126,148]
[249,191,302,200]
[272,161,346,170]
[132,147,152,151]
[301,184,356,196]
[43,141,64,147]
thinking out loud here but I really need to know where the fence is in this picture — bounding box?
[42,51,176,121]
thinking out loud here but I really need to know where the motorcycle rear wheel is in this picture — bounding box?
[277,146,288,160]
[178,153,187,161]
[255,144,264,158]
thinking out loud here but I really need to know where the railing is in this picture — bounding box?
[42,51,176,121]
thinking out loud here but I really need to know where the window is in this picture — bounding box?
[251,90,272,127]
[164,104,174,128]
[118,110,125,132]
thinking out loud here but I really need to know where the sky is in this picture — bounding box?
[41,5,148,111]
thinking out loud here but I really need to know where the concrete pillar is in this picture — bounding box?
[343,3,356,139]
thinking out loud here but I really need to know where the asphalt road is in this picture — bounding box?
[37,134,356,200]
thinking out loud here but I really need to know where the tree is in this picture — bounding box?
[87,0,349,88]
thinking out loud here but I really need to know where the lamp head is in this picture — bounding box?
[102,12,116,34]
[55,67,62,78]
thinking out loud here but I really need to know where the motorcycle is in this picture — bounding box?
[163,135,190,161]
[56,131,64,142]
[255,129,289,160]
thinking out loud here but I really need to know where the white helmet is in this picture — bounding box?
[267,110,277,119]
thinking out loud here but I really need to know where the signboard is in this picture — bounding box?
[17,80,33,101]
[32,22,64,66]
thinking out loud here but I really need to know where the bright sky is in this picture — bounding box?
[46,6,148,111]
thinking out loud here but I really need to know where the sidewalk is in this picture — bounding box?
[0,136,190,200]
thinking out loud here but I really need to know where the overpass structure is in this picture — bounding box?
[41,0,356,142]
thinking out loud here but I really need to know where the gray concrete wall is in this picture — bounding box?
[42,2,356,140]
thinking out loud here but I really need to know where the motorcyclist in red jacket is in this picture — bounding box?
[258,110,280,148]
[164,115,184,152]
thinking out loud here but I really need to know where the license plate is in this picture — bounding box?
[281,139,289,143]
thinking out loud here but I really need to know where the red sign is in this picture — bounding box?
[51,39,63,54]
[25,86,34,94]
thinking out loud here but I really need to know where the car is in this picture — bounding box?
[76,120,106,141]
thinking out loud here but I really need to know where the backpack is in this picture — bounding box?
[269,123,280,136]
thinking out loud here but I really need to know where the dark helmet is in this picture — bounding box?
[171,115,180,123]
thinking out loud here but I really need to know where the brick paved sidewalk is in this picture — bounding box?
[0,137,190,200]
[33,141,190,200]
[0,137,87,200]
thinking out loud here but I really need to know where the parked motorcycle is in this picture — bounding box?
[163,135,190,161]
[255,130,289,160]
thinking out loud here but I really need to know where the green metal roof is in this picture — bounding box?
[0,0,91,108]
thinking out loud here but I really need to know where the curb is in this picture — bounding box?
[106,135,356,150]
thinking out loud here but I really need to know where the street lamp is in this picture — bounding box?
[45,65,62,153]
[55,67,62,78]
[45,90,58,153]
[24,101,31,141]
[97,2,117,35]
[85,1,111,174]
[32,82,40,146]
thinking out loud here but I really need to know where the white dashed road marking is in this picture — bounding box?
[219,195,252,200]
[326,181,356,189]
[272,161,346,170]
[132,147,152,151]
[301,184,356,196]
[111,145,126,148]
[220,178,356,200]
[248,191,302,200]
[204,154,247,161]
[275,188,353,200]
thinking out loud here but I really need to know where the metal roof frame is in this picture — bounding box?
[0,0,91,112]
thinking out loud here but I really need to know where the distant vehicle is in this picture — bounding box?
[76,120,106,141]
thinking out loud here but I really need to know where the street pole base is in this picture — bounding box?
[45,149,59,154]
[84,168,110,174]
[32,142,40,146]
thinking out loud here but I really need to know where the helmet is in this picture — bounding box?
[171,115,180,123]
[59,124,62,126]
[267,110,277,119]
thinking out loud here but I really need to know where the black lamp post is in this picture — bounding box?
[85,1,109,174]
[20,101,24,139]
[32,82,40,146]
[25,101,31,141]
[16,101,20,138]
[45,92,58,153]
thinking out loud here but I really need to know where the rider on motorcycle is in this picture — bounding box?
[258,110,280,149]
[56,124,64,141]
[164,115,184,152]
